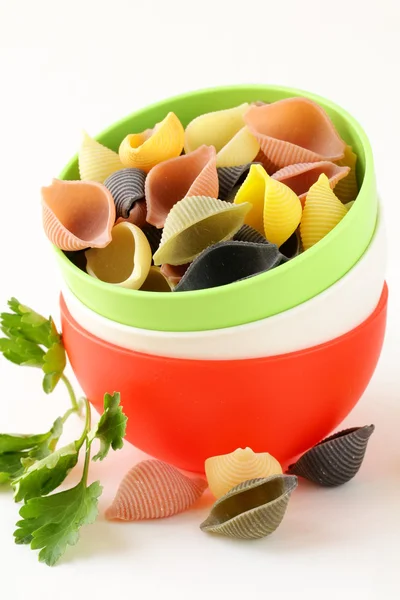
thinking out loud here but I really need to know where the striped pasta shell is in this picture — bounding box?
[85,222,152,289]
[300,173,348,251]
[145,145,218,228]
[287,425,375,487]
[334,144,359,202]
[104,168,147,219]
[234,164,302,247]
[174,240,286,292]
[153,196,251,266]
[200,475,297,539]
[244,97,346,168]
[41,179,115,251]
[115,200,148,228]
[272,161,350,206]
[217,162,260,201]
[233,224,269,244]
[78,131,124,183]
[205,447,283,499]
[105,460,207,521]
[119,112,184,173]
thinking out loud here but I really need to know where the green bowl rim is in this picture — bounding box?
[53,83,374,301]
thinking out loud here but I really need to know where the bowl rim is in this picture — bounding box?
[53,83,375,303]
[60,282,388,364]
[60,207,385,341]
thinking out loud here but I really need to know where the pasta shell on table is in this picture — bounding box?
[41,179,115,251]
[174,240,286,292]
[106,460,207,521]
[287,425,375,487]
[140,267,172,292]
[152,196,251,266]
[115,200,148,228]
[200,475,297,539]
[145,145,218,228]
[244,97,346,169]
[104,168,147,220]
[78,131,124,183]
[272,161,350,206]
[334,145,359,203]
[234,164,302,247]
[160,263,190,286]
[300,173,348,251]
[119,112,185,173]
[184,103,259,167]
[205,447,283,499]
[85,222,152,289]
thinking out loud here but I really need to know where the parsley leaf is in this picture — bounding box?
[91,392,127,461]
[0,420,63,484]
[0,299,66,394]
[14,480,102,566]
[13,441,79,502]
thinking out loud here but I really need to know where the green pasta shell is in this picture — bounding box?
[200,474,297,540]
[153,196,251,266]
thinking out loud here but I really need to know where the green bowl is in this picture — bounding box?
[54,84,377,332]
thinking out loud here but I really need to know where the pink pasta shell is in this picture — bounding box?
[160,263,190,286]
[244,98,346,168]
[41,179,115,251]
[145,145,218,228]
[105,460,207,521]
[272,161,350,205]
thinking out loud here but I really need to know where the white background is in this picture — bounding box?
[0,1,400,598]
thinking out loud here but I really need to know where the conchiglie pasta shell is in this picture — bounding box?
[233,224,269,245]
[160,263,190,286]
[145,145,218,228]
[200,475,297,539]
[234,164,302,247]
[244,98,346,168]
[205,447,282,499]
[140,267,172,292]
[272,161,350,206]
[287,425,374,487]
[104,167,147,219]
[300,173,348,251]
[153,196,251,266]
[217,163,257,201]
[334,145,359,202]
[119,112,184,173]
[106,460,207,521]
[41,179,115,251]
[85,222,152,289]
[78,131,124,183]
[184,103,249,154]
[215,126,260,168]
[115,200,148,228]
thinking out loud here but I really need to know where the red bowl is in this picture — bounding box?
[60,284,388,472]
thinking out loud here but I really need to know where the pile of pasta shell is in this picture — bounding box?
[105,425,374,541]
[41,97,358,292]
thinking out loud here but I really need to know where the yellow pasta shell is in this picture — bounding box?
[334,144,359,203]
[140,267,172,292]
[153,196,251,266]
[215,126,260,168]
[234,164,302,246]
[119,112,184,173]
[86,222,152,289]
[78,131,124,183]
[205,447,283,499]
[184,103,249,154]
[300,173,348,251]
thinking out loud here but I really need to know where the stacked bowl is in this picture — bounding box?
[55,85,388,473]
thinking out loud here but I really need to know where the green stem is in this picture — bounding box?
[60,406,78,424]
[61,374,79,413]
[81,399,92,485]
[76,398,91,450]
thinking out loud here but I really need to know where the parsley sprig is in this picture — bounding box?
[0,299,128,566]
